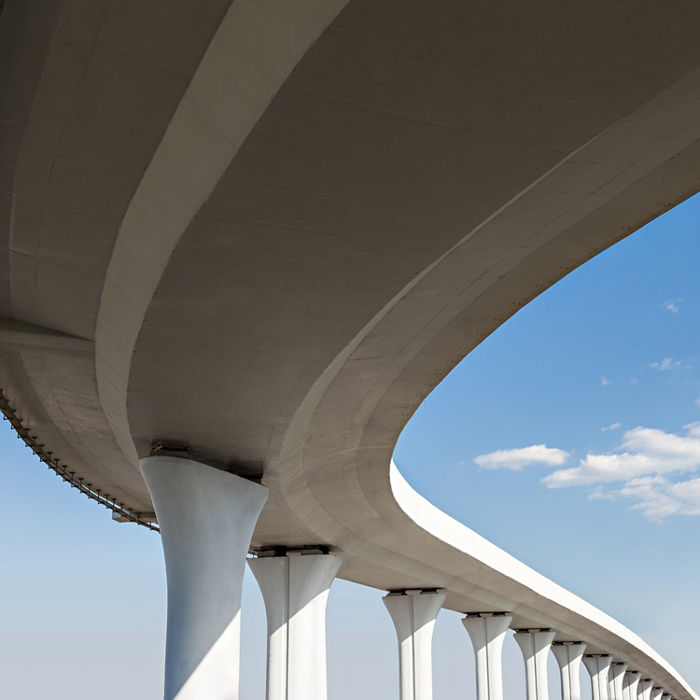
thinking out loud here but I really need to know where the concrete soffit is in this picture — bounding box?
[93,0,349,468]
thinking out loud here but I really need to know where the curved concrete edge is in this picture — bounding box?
[389,461,698,700]
[262,66,700,700]
[95,0,349,468]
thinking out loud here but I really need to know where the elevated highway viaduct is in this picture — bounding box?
[1,1,700,698]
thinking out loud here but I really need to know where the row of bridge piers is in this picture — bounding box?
[141,456,672,700]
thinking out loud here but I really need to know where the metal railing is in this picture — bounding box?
[0,388,159,532]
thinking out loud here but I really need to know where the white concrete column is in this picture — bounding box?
[638,679,654,700]
[383,589,446,700]
[141,456,268,700]
[609,663,628,700]
[661,693,672,700]
[622,671,641,700]
[514,629,556,700]
[584,655,613,700]
[462,613,513,700]
[248,551,342,700]
[552,642,587,700]
[651,688,664,700]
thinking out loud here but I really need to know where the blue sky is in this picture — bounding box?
[2,194,700,698]
[396,191,700,690]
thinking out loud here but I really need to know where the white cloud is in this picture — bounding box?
[588,486,615,501]
[662,298,683,314]
[469,415,700,522]
[543,423,700,488]
[474,444,569,471]
[650,357,682,371]
[616,476,700,522]
[601,377,612,386]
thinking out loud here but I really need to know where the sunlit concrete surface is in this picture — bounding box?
[384,590,445,700]
[249,552,341,700]
[515,629,556,700]
[1,0,700,697]
[463,614,512,700]
[553,642,587,700]
[141,457,268,699]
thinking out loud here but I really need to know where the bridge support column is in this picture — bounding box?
[638,679,654,700]
[462,613,512,700]
[621,671,641,700]
[514,629,556,700]
[661,693,672,700]
[140,456,268,700]
[651,688,664,700]
[383,589,445,700]
[609,662,628,700]
[552,641,587,700]
[248,551,342,700]
[584,655,613,700]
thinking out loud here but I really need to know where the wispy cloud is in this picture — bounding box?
[588,486,615,501]
[477,419,700,521]
[617,476,700,522]
[601,377,612,386]
[543,423,700,488]
[662,298,683,314]
[649,357,683,371]
[474,445,569,471]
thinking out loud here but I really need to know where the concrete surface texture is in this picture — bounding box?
[248,552,342,700]
[1,0,700,698]
[514,629,557,700]
[639,681,655,700]
[585,656,614,700]
[611,663,630,700]
[383,590,446,700]
[140,457,268,699]
[624,673,643,700]
[553,642,587,700]
[462,614,512,700]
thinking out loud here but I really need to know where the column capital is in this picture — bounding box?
[141,456,268,700]
[638,678,655,700]
[584,653,613,700]
[514,627,552,633]
[622,669,641,700]
[386,588,444,597]
[254,545,332,557]
[552,642,586,700]
[249,552,341,700]
[609,660,628,700]
[514,629,556,700]
[462,613,513,700]
[384,589,445,700]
